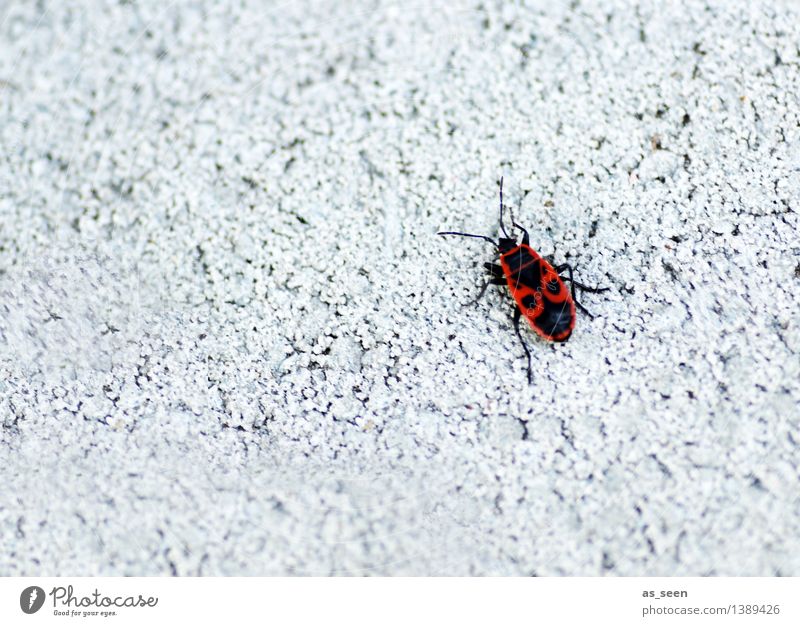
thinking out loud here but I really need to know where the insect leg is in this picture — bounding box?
[555,263,603,318]
[555,263,609,293]
[571,282,610,293]
[464,276,505,307]
[464,265,504,307]
[574,300,596,319]
[512,307,533,385]
[483,262,504,279]
[465,281,490,307]
[553,263,578,306]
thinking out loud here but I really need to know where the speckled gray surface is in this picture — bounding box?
[1,0,799,575]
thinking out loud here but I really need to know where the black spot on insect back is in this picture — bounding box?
[502,247,537,273]
[535,298,573,340]
[521,294,538,309]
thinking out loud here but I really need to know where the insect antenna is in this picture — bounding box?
[437,231,499,251]
[498,176,510,238]
[507,200,516,229]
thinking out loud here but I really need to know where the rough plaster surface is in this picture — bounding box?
[1,0,799,575]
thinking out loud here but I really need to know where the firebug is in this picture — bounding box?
[438,177,609,383]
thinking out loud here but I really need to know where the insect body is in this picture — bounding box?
[438,177,608,383]
[498,237,574,342]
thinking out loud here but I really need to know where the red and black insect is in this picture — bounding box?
[438,177,609,383]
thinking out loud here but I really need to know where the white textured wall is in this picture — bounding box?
[1,0,798,575]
